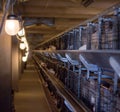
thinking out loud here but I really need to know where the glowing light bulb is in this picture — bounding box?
[21,36,26,41]
[22,56,27,62]
[20,42,25,50]
[18,28,25,36]
[5,15,20,35]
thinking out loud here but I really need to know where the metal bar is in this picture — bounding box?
[59,37,62,49]
[77,64,82,98]
[98,18,103,49]
[117,8,120,49]
[97,68,102,112]
[113,73,118,94]
[109,57,120,77]
[73,29,77,50]
[101,75,113,79]
[67,33,70,50]
[66,62,70,87]
[87,23,92,50]
[112,9,119,49]
[79,27,83,47]
[89,76,97,79]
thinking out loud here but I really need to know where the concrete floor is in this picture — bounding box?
[14,64,51,112]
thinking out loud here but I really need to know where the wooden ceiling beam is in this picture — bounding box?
[19,0,119,8]
[22,13,94,19]
[19,6,101,19]
[26,29,63,34]
[25,18,84,34]
[55,18,84,25]
[19,0,81,7]
[22,6,102,14]
[25,18,84,27]
[26,30,51,34]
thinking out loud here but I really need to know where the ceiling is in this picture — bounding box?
[14,0,120,50]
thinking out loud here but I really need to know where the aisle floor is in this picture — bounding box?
[14,64,51,112]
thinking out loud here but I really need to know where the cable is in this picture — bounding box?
[16,34,22,41]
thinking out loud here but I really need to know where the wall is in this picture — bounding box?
[0,23,12,111]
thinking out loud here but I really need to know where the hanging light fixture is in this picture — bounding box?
[22,56,27,62]
[5,15,20,35]
[18,28,25,36]
[5,0,20,35]
[20,42,25,50]
[22,51,29,62]
[21,36,26,41]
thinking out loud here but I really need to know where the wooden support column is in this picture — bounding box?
[12,37,19,91]
[0,27,12,111]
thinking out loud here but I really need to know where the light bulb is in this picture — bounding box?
[5,15,20,35]
[21,36,26,41]
[18,28,25,36]
[20,42,25,50]
[22,56,27,62]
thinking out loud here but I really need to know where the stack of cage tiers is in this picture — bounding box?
[90,19,114,50]
[69,71,79,96]
[115,95,120,112]
[76,29,81,49]
[91,24,99,50]
[101,86,114,112]
[101,20,113,49]
[80,77,118,112]
[80,28,88,47]
[84,17,119,50]
[65,70,79,96]
[81,77,97,111]
[57,66,67,84]
[39,54,120,112]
